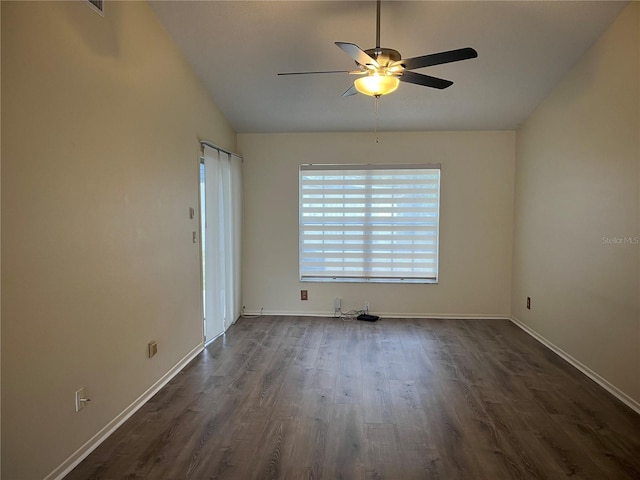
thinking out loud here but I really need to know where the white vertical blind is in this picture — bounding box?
[299,163,440,283]
[229,154,243,322]
[202,145,242,344]
[203,147,224,342]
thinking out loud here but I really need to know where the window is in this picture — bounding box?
[299,163,440,283]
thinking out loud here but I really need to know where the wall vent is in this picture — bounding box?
[86,0,104,16]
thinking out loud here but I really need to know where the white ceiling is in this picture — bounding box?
[149,1,627,133]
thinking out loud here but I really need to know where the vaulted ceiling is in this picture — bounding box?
[150,1,627,133]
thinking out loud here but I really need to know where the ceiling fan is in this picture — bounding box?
[278,0,478,97]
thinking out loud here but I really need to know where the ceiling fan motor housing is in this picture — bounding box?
[362,47,401,67]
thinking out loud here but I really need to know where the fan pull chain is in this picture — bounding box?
[374,95,380,143]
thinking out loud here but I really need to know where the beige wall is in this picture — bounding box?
[1,2,236,479]
[239,131,515,318]
[512,3,640,404]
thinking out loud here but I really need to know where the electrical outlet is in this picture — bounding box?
[527,297,531,310]
[333,297,342,317]
[301,289,308,301]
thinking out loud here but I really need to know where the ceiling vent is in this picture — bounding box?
[86,0,104,16]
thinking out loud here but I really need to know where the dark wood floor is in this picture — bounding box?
[66,316,640,480]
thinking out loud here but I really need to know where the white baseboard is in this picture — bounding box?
[510,316,640,416]
[45,343,204,480]
[242,309,511,320]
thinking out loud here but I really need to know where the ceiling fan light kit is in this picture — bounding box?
[354,75,399,97]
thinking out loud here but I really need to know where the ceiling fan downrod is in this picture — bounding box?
[376,0,381,50]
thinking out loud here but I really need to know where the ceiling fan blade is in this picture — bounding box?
[278,70,350,76]
[335,42,379,67]
[401,47,478,70]
[342,84,358,97]
[400,71,453,89]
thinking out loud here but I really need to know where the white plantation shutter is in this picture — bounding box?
[299,164,440,283]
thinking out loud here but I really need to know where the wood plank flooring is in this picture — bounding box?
[65,316,640,479]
